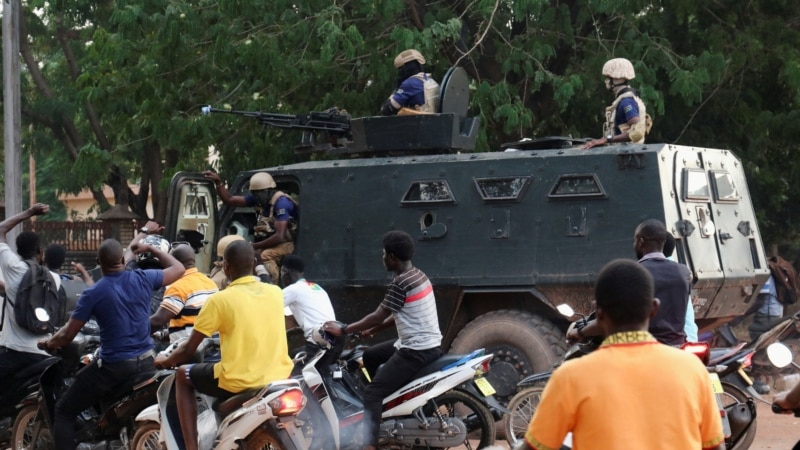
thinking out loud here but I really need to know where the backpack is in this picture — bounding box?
[767,256,800,305]
[6,261,67,335]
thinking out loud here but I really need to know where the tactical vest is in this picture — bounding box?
[411,73,441,113]
[603,90,653,144]
[254,191,299,242]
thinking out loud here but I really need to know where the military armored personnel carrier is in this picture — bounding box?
[164,68,770,404]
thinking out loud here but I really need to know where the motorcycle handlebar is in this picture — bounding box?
[771,403,800,416]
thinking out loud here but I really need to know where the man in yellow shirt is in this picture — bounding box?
[154,240,293,450]
[520,259,724,450]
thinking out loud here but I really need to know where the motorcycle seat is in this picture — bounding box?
[414,354,469,378]
[13,356,58,381]
[213,387,264,416]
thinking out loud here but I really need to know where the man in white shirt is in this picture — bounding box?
[280,255,336,358]
[0,203,57,380]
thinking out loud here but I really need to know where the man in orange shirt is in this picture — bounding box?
[519,259,724,450]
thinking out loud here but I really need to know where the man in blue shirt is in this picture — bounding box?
[204,170,298,282]
[41,238,184,450]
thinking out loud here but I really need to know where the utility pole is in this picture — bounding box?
[3,0,23,247]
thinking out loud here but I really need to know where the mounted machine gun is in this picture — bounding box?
[201,67,480,157]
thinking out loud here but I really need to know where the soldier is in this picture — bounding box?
[203,170,298,282]
[582,57,651,149]
[379,49,440,115]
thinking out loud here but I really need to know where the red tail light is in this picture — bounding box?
[268,388,306,416]
[681,342,710,366]
[472,358,491,375]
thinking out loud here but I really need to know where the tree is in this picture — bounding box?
[6,0,800,250]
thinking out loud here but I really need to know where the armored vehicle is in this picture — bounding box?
[164,68,770,403]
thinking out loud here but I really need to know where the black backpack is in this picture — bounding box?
[1,261,67,335]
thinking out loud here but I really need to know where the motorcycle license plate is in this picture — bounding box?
[709,373,724,394]
[474,377,496,396]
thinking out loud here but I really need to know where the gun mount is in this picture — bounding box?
[202,67,481,157]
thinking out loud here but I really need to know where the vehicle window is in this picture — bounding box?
[682,169,710,202]
[548,174,606,199]
[182,186,210,218]
[710,171,739,203]
[474,176,531,202]
[402,180,456,204]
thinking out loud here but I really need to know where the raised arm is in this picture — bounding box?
[0,203,49,243]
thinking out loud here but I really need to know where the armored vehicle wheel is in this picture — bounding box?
[449,310,566,406]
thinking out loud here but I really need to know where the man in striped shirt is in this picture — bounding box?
[150,244,218,342]
[323,230,442,450]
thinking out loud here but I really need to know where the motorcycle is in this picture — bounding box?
[132,339,308,450]
[11,352,170,450]
[292,328,498,450]
[1,319,100,446]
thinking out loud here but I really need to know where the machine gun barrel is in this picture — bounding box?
[201,105,350,136]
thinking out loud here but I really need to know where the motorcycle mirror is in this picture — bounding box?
[556,304,575,317]
[766,342,793,368]
[34,307,50,323]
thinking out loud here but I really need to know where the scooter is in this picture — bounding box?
[293,327,498,450]
[132,339,308,450]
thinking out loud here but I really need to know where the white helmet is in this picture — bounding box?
[136,235,170,268]
[602,58,636,80]
[249,172,276,191]
[216,234,245,257]
[311,326,334,349]
[393,49,426,68]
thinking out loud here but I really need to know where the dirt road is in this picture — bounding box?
[751,398,800,449]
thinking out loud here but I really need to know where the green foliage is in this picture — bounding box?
[6,0,800,251]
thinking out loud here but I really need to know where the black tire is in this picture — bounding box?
[131,421,162,450]
[11,405,53,450]
[295,397,335,450]
[720,381,757,450]
[422,389,496,449]
[245,427,289,450]
[449,310,567,405]
[502,385,545,445]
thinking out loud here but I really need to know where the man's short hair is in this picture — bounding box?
[282,254,304,273]
[636,219,667,249]
[97,239,124,268]
[16,231,41,260]
[595,259,654,326]
[663,232,676,258]
[383,230,414,261]
[44,244,67,271]
[224,240,255,277]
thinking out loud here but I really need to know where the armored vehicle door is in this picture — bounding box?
[164,172,218,274]
[668,147,767,319]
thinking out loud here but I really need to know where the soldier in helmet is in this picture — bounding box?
[379,49,440,115]
[203,170,298,282]
[582,57,652,150]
